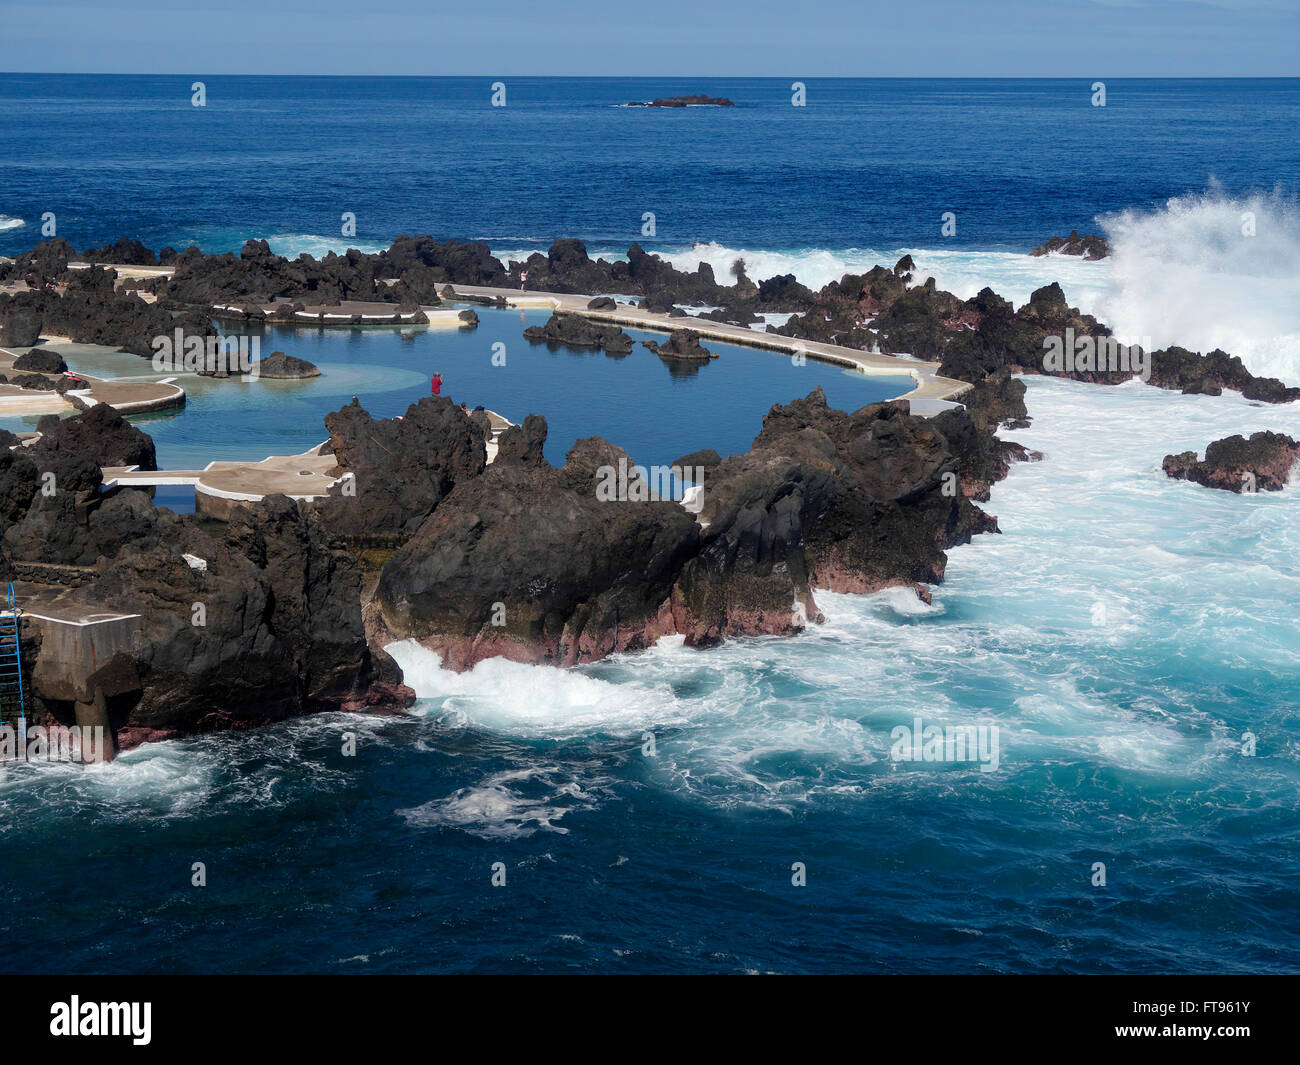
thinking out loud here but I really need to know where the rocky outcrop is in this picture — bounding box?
[628,95,735,107]
[78,494,413,736]
[1031,231,1110,260]
[1163,432,1300,493]
[524,312,635,354]
[9,373,56,391]
[256,351,321,379]
[34,403,157,470]
[318,396,487,539]
[0,266,217,358]
[0,410,412,744]
[373,388,1011,670]
[374,423,707,669]
[739,390,1000,596]
[165,236,505,308]
[81,237,159,266]
[642,328,715,360]
[0,304,43,347]
[11,347,67,373]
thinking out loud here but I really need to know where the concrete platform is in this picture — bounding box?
[102,409,513,518]
[0,345,186,416]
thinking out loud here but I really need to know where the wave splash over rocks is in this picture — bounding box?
[1096,186,1300,383]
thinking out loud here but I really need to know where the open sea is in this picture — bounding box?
[2,77,1299,973]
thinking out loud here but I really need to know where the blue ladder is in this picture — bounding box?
[0,582,25,740]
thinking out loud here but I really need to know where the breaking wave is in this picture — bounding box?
[1094,187,1300,383]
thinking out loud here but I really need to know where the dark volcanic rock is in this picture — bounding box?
[524,312,635,354]
[81,238,158,266]
[587,296,617,310]
[9,373,56,391]
[34,402,158,471]
[672,448,723,472]
[628,94,735,107]
[737,389,1000,595]
[79,494,413,735]
[11,347,67,373]
[642,328,715,360]
[373,389,1011,671]
[319,396,487,539]
[1163,432,1300,493]
[256,351,321,379]
[0,305,43,347]
[1031,230,1111,260]
[374,421,707,669]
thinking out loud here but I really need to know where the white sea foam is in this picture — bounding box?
[397,765,607,839]
[263,233,391,258]
[535,189,1300,382]
[0,215,25,232]
[1093,187,1300,383]
[382,371,1300,818]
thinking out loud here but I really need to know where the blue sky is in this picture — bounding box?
[0,0,1296,76]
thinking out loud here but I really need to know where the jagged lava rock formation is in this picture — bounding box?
[1163,432,1300,493]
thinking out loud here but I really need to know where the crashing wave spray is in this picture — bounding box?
[1095,186,1300,383]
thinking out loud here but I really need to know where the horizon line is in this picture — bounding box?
[1,72,1298,80]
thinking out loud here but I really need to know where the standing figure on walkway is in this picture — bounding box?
[431,371,443,396]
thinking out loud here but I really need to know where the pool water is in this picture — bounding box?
[2,307,912,476]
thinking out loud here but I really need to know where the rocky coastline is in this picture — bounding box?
[2,229,1294,757]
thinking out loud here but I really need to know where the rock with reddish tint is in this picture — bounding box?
[374,419,705,669]
[374,389,1013,670]
[738,389,1000,595]
[1163,432,1300,493]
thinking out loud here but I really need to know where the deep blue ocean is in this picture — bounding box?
[2,77,1300,974]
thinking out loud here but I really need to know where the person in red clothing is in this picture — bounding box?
[431,371,443,396]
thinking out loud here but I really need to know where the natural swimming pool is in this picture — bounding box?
[4,306,913,476]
